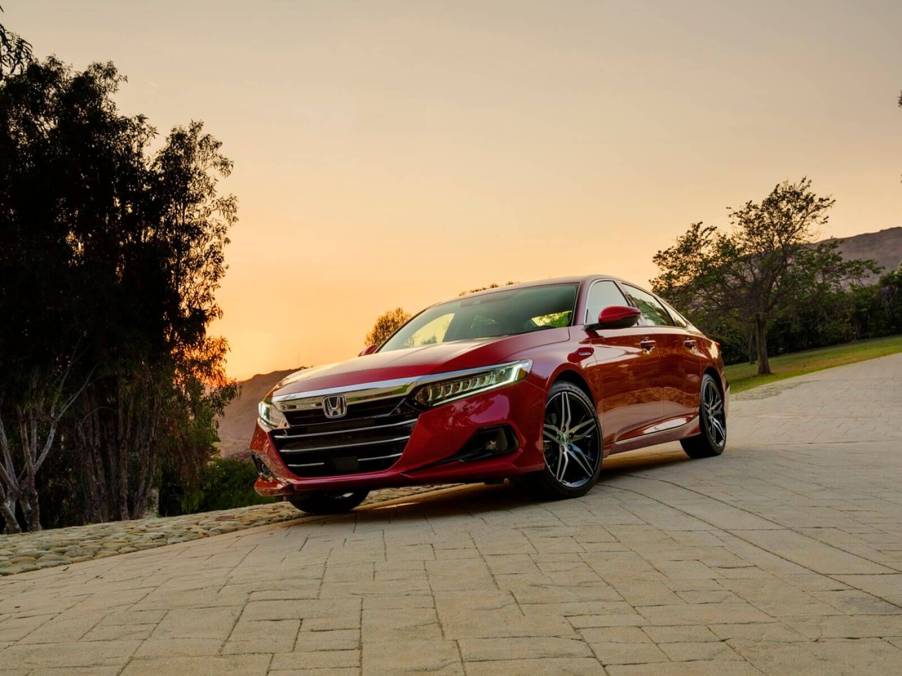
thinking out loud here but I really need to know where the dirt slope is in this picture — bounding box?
[825,226,902,280]
[217,368,298,458]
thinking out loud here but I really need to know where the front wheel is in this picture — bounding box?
[528,381,602,499]
[681,373,726,458]
[287,489,370,515]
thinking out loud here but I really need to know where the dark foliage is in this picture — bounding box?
[159,457,273,516]
[668,264,902,367]
[0,8,32,79]
[652,179,880,373]
[0,46,236,530]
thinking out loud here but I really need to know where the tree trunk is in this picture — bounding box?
[145,486,160,518]
[0,495,21,534]
[18,495,32,530]
[755,314,772,375]
[20,482,41,532]
[76,394,109,523]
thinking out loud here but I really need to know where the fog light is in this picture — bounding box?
[453,426,517,462]
[252,454,273,478]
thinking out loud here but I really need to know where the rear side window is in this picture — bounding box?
[661,299,691,329]
[621,284,674,327]
[584,280,628,324]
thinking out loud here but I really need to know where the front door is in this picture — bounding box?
[580,280,665,447]
[619,283,699,425]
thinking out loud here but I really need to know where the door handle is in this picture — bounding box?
[639,339,656,352]
[683,338,697,349]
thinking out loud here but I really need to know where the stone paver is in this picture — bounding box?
[0,486,443,575]
[2,354,902,674]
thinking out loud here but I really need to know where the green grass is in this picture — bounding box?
[725,334,902,393]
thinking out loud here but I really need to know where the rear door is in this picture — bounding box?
[659,298,705,419]
[581,280,664,445]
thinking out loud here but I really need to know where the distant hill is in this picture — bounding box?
[217,368,299,458]
[823,226,902,281]
[217,227,902,458]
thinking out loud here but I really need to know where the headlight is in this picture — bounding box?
[413,360,531,407]
[258,400,288,430]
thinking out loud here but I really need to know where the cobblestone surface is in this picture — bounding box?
[0,486,444,576]
[2,354,902,674]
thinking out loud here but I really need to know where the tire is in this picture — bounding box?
[287,489,369,515]
[681,373,726,458]
[528,381,603,499]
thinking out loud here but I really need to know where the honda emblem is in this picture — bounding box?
[322,395,348,419]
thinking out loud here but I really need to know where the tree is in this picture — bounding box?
[365,308,410,348]
[0,357,92,532]
[652,179,878,375]
[878,264,902,332]
[0,7,32,79]
[0,50,236,530]
[0,52,105,531]
[66,118,237,525]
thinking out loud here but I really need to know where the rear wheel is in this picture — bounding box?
[681,373,726,458]
[529,381,602,499]
[287,489,369,515]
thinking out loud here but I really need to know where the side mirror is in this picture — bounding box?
[588,305,641,330]
[359,344,378,356]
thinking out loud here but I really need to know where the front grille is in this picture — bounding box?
[282,396,405,427]
[272,396,419,477]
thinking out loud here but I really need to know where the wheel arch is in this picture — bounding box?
[702,365,729,419]
[550,367,595,404]
[703,366,725,395]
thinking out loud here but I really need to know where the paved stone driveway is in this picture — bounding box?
[2,355,902,675]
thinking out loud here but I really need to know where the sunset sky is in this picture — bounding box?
[12,1,902,379]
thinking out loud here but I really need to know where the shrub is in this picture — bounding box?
[159,457,273,515]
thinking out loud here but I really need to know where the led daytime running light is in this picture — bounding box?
[414,361,531,407]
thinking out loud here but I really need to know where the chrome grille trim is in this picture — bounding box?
[273,379,417,411]
[359,452,403,462]
[272,418,417,440]
[286,451,401,470]
[278,435,411,454]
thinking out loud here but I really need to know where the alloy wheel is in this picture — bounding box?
[542,390,601,489]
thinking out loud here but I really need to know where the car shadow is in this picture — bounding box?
[290,445,693,524]
[598,444,690,479]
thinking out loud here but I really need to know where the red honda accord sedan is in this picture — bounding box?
[250,276,728,514]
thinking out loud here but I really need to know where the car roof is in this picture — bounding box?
[457,275,628,299]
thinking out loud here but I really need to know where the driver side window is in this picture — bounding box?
[585,281,628,324]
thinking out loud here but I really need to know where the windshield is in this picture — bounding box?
[379,283,578,352]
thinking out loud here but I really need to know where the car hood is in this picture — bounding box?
[267,328,568,400]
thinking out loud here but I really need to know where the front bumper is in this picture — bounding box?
[251,378,547,496]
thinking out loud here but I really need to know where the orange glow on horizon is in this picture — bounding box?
[12,1,902,380]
